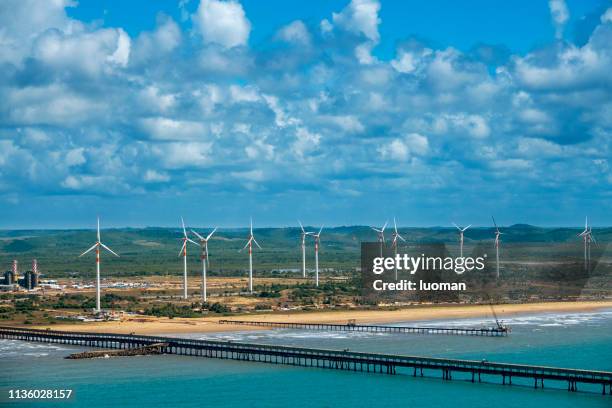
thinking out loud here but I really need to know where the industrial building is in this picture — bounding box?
[0,259,40,290]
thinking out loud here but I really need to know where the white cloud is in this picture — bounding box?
[391,48,432,74]
[263,95,300,127]
[549,0,569,39]
[230,85,260,103]
[65,148,86,167]
[433,114,490,138]
[0,0,76,65]
[139,117,207,141]
[292,127,321,159]
[32,27,131,75]
[332,0,381,42]
[193,0,250,48]
[153,142,212,168]
[132,15,181,63]
[245,139,275,160]
[7,84,105,125]
[276,20,311,46]
[143,169,170,183]
[319,115,364,133]
[378,133,429,161]
[138,86,177,113]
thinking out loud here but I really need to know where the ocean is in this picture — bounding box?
[1,310,611,408]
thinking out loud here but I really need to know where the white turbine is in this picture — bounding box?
[192,227,217,302]
[453,222,471,258]
[492,216,503,279]
[371,221,388,257]
[79,217,119,313]
[298,221,313,278]
[311,226,323,287]
[391,218,406,280]
[578,217,596,271]
[178,217,198,300]
[240,218,261,293]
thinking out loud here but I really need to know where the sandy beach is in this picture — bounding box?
[28,300,612,335]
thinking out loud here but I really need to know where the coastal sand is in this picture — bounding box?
[28,301,612,335]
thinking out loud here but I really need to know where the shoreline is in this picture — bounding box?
[25,300,612,335]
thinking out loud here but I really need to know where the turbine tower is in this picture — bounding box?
[453,222,471,258]
[311,226,323,287]
[298,221,313,278]
[240,218,261,293]
[178,217,198,300]
[578,217,596,271]
[391,218,406,280]
[371,221,388,257]
[192,227,217,302]
[492,216,503,279]
[79,217,119,312]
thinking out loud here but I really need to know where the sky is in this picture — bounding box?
[0,0,611,229]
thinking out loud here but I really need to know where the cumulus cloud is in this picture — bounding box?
[332,0,381,42]
[378,133,429,161]
[132,14,181,63]
[549,0,569,39]
[275,20,311,46]
[193,0,250,48]
[0,0,610,224]
[139,117,207,141]
[32,27,131,76]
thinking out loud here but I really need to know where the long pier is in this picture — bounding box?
[218,319,509,336]
[1,327,610,395]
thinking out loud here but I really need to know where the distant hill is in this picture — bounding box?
[0,225,609,277]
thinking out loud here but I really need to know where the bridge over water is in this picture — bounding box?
[218,319,509,336]
[1,326,610,395]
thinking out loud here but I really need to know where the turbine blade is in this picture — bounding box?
[453,222,460,230]
[393,217,398,233]
[250,217,253,235]
[179,241,186,257]
[80,243,98,257]
[381,221,388,232]
[191,230,205,241]
[492,216,498,230]
[463,225,472,231]
[100,242,119,257]
[240,237,252,251]
[318,225,323,235]
[187,238,199,246]
[253,238,262,249]
[97,217,101,242]
[181,217,187,237]
[298,220,305,233]
[398,234,406,242]
[206,227,218,241]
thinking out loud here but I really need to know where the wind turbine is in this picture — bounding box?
[192,227,217,302]
[298,221,313,278]
[453,222,471,258]
[391,218,406,280]
[578,217,596,271]
[372,221,388,257]
[311,226,323,287]
[178,217,198,299]
[492,216,503,279]
[80,217,119,313]
[240,218,261,293]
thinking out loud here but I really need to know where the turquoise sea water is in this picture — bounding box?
[1,310,611,408]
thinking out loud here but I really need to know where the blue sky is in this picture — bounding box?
[0,0,611,228]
